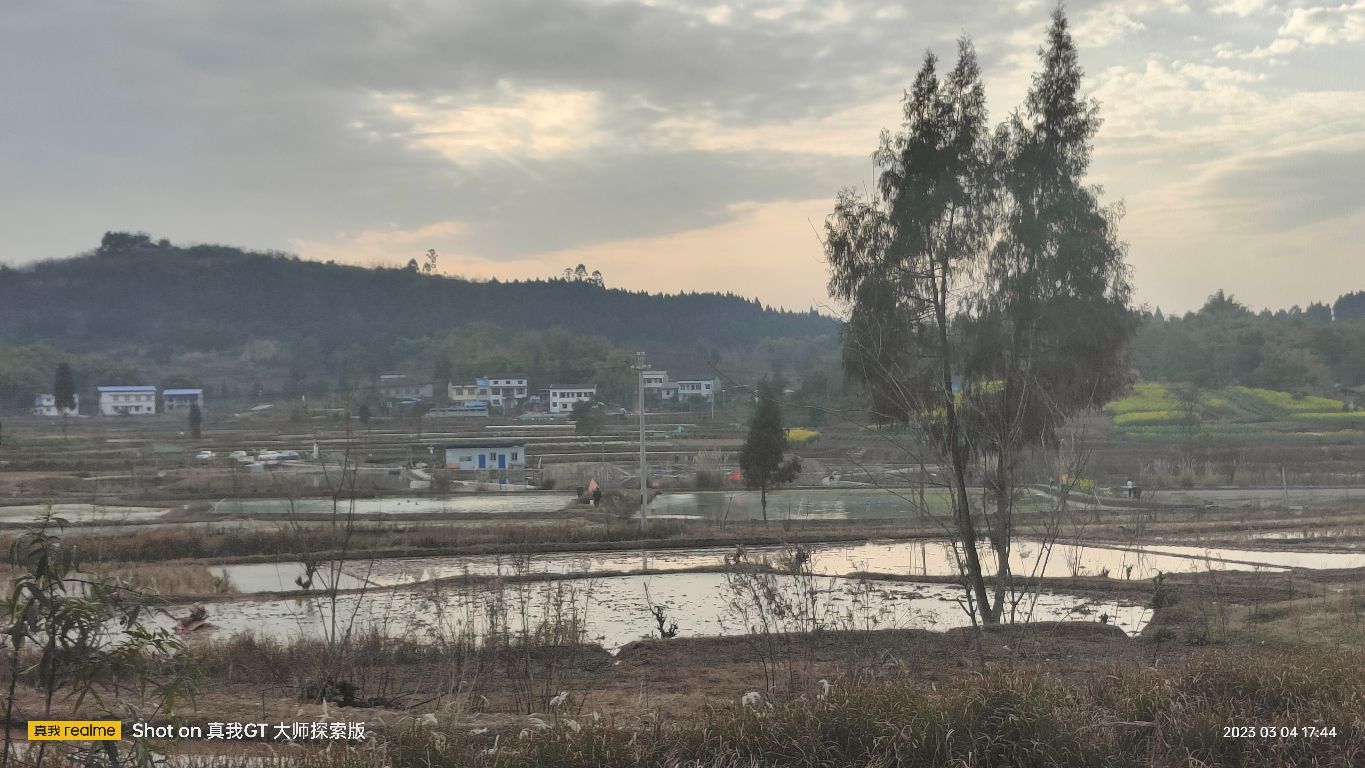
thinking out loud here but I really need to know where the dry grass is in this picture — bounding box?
[168,650,1365,767]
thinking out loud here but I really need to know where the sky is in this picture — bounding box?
[1,0,1363,316]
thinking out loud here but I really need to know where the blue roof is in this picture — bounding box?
[475,377,490,386]
[98,386,156,393]
[163,388,203,397]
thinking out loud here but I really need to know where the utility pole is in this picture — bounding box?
[635,351,649,535]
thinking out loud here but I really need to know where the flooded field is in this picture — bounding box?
[0,503,173,524]
[210,493,574,517]
[648,488,1059,521]
[165,572,1153,650]
[335,537,1360,591]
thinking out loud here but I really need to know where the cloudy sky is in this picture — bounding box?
[2,0,1363,314]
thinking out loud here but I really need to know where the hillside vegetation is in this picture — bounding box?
[0,232,836,355]
[1107,382,1365,438]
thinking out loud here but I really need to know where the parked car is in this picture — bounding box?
[195,450,215,460]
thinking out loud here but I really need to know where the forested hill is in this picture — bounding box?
[0,234,838,354]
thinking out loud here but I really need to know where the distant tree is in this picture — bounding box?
[431,354,452,389]
[405,258,419,272]
[573,264,589,282]
[571,399,606,435]
[423,249,439,274]
[53,362,76,438]
[590,270,604,287]
[97,231,152,254]
[1334,291,1365,322]
[188,402,202,438]
[1305,302,1332,325]
[738,380,801,526]
[358,403,371,426]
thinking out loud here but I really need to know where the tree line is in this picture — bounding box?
[0,234,836,357]
[1132,290,1365,391]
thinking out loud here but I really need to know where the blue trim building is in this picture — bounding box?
[444,440,528,470]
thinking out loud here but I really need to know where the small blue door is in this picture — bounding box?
[478,454,486,469]
[498,453,507,469]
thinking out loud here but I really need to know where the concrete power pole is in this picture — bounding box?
[635,351,648,535]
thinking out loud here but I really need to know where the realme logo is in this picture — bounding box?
[27,721,122,740]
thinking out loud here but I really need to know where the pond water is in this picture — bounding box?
[342,537,1306,591]
[648,488,1038,521]
[161,572,1152,650]
[209,493,574,517]
[0,504,172,525]
[215,562,371,593]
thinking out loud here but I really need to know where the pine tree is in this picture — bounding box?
[53,363,77,439]
[738,380,801,525]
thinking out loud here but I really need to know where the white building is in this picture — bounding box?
[98,386,157,416]
[485,376,529,405]
[444,440,527,470]
[32,393,78,417]
[549,385,596,414]
[162,388,204,413]
[675,377,719,402]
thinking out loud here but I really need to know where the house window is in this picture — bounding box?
[511,451,519,460]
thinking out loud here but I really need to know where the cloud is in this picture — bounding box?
[1212,0,1271,16]
[1,0,1363,315]
[1280,0,1365,45]
[1224,0,1365,59]
[375,86,607,163]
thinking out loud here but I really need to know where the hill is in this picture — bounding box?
[0,232,838,355]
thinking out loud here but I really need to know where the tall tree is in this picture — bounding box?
[826,39,998,618]
[962,8,1135,618]
[188,402,203,439]
[53,362,76,439]
[571,399,606,435]
[827,17,1133,624]
[738,380,801,525]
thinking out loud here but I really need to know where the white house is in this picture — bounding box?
[444,440,527,470]
[32,393,78,417]
[675,377,719,402]
[643,370,668,393]
[162,388,204,413]
[98,386,157,416]
[549,385,596,414]
[485,376,529,404]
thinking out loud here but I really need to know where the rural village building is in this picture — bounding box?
[162,388,204,412]
[444,440,527,470]
[548,385,596,413]
[98,386,157,416]
[32,393,78,416]
[675,376,719,401]
[377,374,434,401]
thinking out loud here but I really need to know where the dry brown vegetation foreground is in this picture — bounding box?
[14,570,1365,768]
[161,642,1364,768]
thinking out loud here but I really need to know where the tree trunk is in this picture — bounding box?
[935,274,994,624]
[760,483,768,527]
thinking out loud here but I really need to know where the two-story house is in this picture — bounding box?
[98,386,158,416]
[549,385,596,414]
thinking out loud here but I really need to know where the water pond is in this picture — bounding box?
[164,571,1152,651]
